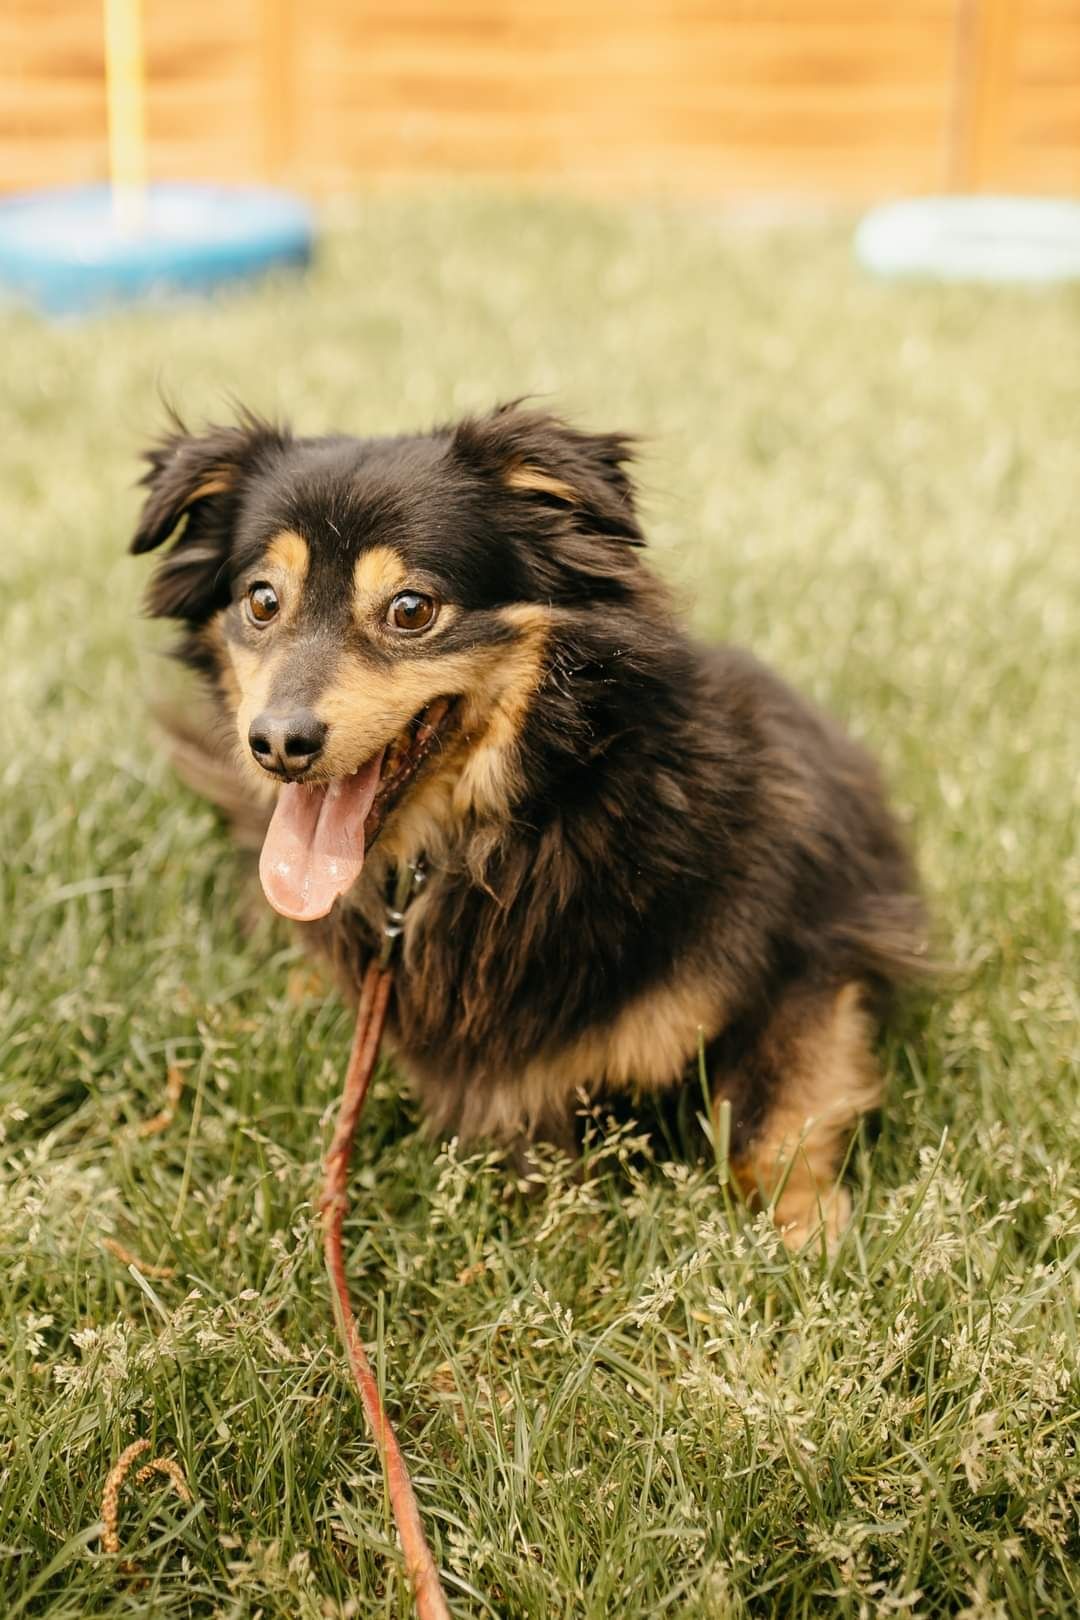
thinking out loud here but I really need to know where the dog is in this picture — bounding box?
[130,403,927,1247]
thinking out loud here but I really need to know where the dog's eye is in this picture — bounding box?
[247,583,279,624]
[389,592,437,633]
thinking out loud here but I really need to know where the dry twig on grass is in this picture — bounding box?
[100,1237,175,1279]
[100,1437,192,1566]
[134,1063,185,1138]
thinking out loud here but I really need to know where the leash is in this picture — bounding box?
[319,860,451,1620]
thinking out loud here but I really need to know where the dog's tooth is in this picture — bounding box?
[414,697,448,745]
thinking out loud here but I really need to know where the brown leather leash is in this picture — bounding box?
[318,861,452,1620]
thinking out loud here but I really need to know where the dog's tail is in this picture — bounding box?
[834,891,945,994]
[153,701,273,850]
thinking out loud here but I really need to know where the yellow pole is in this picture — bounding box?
[103,0,148,232]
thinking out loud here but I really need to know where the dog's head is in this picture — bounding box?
[131,404,643,920]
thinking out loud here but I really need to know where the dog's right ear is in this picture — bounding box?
[131,416,286,619]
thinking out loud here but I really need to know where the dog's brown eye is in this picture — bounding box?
[247,583,279,624]
[389,592,437,632]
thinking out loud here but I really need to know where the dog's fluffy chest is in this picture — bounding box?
[328,848,728,1144]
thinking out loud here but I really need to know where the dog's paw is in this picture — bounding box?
[775,1184,852,1253]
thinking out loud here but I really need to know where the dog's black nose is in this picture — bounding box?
[249,710,327,778]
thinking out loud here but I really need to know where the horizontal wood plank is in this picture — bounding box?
[1,1,1077,198]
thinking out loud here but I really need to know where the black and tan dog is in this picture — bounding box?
[131,403,926,1247]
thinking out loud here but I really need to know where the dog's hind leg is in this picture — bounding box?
[724,981,881,1250]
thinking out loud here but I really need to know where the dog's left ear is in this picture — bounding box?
[131,416,286,619]
[451,404,644,545]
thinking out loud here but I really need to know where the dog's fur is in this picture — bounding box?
[131,403,927,1247]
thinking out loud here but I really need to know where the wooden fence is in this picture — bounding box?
[2,1,1078,199]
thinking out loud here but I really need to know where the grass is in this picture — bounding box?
[1,189,1078,1618]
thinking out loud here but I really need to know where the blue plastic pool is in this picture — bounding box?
[0,183,314,316]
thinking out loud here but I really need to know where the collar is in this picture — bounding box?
[378,857,427,968]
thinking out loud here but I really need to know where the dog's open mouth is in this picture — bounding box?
[258,697,457,922]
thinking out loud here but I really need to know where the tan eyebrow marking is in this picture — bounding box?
[352,544,410,613]
[263,529,310,587]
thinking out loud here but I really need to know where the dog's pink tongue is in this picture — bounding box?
[259,757,383,921]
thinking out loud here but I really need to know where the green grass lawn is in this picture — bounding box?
[2,191,1078,1618]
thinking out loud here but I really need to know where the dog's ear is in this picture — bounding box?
[451,404,643,545]
[131,416,286,619]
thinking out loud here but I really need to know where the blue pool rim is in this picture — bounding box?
[855,196,1080,284]
[0,183,314,316]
